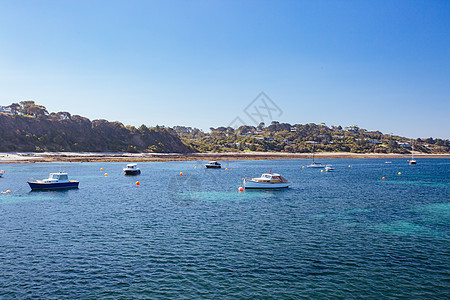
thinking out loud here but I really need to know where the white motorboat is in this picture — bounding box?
[325,165,334,172]
[243,173,291,189]
[205,161,221,169]
[123,163,141,175]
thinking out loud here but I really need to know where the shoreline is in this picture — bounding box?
[0,152,449,163]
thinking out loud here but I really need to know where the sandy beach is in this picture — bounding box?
[0,152,448,163]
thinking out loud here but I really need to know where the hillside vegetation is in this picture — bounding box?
[0,102,190,153]
[174,122,450,154]
[1,102,448,154]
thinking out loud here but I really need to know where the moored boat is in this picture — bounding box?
[206,161,221,169]
[409,139,417,165]
[27,172,79,190]
[123,163,141,175]
[307,162,325,168]
[325,165,334,172]
[0,170,4,178]
[243,173,291,189]
[307,144,325,168]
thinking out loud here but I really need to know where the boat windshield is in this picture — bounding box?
[59,175,68,180]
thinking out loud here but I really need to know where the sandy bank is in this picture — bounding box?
[0,152,448,163]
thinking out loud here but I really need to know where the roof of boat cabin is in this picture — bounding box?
[261,173,281,177]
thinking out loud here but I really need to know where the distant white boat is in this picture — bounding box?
[409,139,417,165]
[307,162,325,168]
[307,144,325,168]
[243,172,291,189]
[123,163,141,175]
[325,165,334,172]
[206,161,221,169]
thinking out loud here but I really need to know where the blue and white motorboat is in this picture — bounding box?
[27,172,79,190]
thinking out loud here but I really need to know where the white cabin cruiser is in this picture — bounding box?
[206,161,221,169]
[243,173,291,189]
[123,163,141,175]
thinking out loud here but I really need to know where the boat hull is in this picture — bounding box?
[243,180,291,189]
[206,165,221,169]
[28,181,79,190]
[307,165,325,168]
[124,170,141,175]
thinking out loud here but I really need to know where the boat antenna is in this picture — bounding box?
[269,168,272,174]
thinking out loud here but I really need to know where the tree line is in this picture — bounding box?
[0,102,191,153]
[174,121,450,154]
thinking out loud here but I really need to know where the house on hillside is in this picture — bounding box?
[0,107,12,114]
[397,141,411,148]
[368,139,382,144]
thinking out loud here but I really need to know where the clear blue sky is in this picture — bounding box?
[0,0,449,138]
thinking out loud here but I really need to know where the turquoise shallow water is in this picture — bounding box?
[0,158,449,298]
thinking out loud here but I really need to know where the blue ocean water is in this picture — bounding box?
[0,158,448,298]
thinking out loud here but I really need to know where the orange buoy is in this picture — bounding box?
[100,168,103,171]
[302,166,305,169]
[382,177,385,180]
[225,168,228,171]
[348,165,351,168]
[6,190,11,193]
[194,166,197,169]
[238,187,244,192]
[105,173,108,176]
[136,181,140,186]
[398,172,402,175]
[321,170,324,172]
[180,172,183,176]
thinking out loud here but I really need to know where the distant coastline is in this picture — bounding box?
[0,152,448,163]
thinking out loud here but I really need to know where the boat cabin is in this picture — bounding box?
[253,173,287,183]
[126,163,138,169]
[41,172,70,183]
